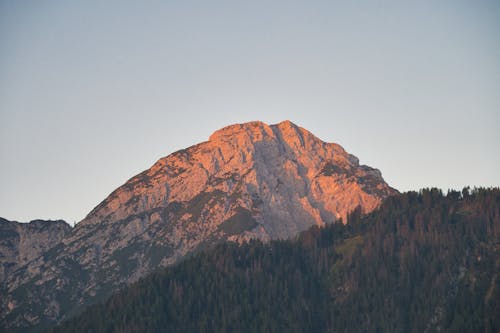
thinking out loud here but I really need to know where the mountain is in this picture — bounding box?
[46,188,500,333]
[0,218,71,284]
[1,120,396,332]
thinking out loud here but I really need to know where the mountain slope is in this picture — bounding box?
[0,218,71,284]
[1,120,396,331]
[47,188,500,333]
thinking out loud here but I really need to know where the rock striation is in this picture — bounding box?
[1,120,397,331]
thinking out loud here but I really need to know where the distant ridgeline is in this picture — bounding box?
[47,188,500,333]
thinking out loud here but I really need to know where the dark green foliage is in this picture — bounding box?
[46,188,500,333]
[184,190,224,221]
[320,162,353,177]
[218,207,258,235]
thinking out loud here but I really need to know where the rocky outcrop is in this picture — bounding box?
[0,218,71,284]
[1,121,397,332]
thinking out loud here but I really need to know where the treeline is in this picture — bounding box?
[47,188,500,333]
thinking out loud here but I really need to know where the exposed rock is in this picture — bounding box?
[0,120,397,332]
[0,218,71,284]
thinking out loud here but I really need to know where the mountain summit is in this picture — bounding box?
[1,120,396,331]
[82,120,395,240]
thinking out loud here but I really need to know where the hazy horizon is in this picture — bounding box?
[1,1,499,224]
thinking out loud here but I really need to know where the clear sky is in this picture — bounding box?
[1,1,499,225]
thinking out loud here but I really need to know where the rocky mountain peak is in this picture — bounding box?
[77,121,393,234]
[1,121,397,331]
[208,120,312,149]
[208,120,271,141]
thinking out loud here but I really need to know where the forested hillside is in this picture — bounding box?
[47,188,500,333]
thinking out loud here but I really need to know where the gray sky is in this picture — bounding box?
[1,0,499,224]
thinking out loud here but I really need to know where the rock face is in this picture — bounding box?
[0,121,397,332]
[0,218,71,284]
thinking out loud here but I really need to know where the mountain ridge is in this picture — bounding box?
[0,218,71,284]
[1,120,396,331]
